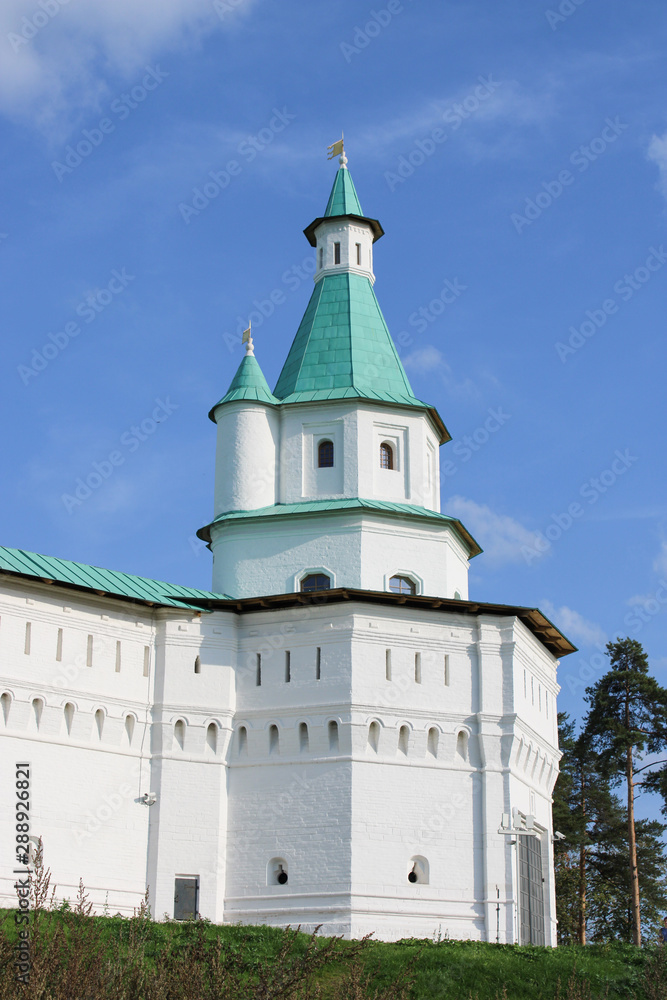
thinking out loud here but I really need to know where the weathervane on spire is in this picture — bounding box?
[241,323,254,356]
[327,132,347,168]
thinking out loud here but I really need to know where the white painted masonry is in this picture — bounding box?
[0,160,569,945]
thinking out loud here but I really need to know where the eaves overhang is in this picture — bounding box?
[304,214,385,247]
[167,587,577,658]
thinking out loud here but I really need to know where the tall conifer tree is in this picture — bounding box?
[583,638,667,945]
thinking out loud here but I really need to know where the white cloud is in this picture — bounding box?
[653,538,667,576]
[402,347,480,400]
[0,0,256,133]
[445,496,540,566]
[540,600,606,648]
[647,133,667,200]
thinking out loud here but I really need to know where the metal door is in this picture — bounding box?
[518,836,545,945]
[173,877,199,920]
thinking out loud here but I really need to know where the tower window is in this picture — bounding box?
[194,655,201,674]
[316,647,321,680]
[368,721,380,753]
[115,641,122,673]
[334,242,341,264]
[56,628,63,662]
[398,725,409,755]
[380,442,394,469]
[24,622,31,655]
[238,725,248,755]
[427,727,439,757]
[86,635,94,667]
[174,719,185,750]
[389,575,416,596]
[319,247,323,269]
[256,653,262,686]
[285,651,291,683]
[143,646,150,677]
[385,649,392,681]
[206,722,217,754]
[318,440,334,467]
[301,574,331,593]
[355,243,361,265]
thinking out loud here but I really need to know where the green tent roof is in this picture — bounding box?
[209,353,278,420]
[0,546,231,607]
[324,166,364,217]
[272,272,439,410]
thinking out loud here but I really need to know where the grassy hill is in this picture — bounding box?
[1,908,665,999]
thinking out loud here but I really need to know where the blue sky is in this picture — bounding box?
[1,0,667,819]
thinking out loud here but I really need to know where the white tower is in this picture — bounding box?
[200,155,477,602]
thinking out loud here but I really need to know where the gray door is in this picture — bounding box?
[518,836,545,945]
[173,877,199,920]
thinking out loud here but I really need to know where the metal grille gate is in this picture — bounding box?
[518,836,545,945]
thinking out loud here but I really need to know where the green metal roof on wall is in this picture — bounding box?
[324,166,364,218]
[198,498,482,558]
[208,353,278,420]
[0,546,230,608]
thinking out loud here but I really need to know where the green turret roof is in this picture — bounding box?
[209,353,278,419]
[272,271,450,441]
[324,166,364,217]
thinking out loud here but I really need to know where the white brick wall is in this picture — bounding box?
[0,581,560,943]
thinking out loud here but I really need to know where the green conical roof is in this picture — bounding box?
[324,166,364,217]
[273,272,438,412]
[209,353,278,419]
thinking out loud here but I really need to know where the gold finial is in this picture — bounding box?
[241,324,254,356]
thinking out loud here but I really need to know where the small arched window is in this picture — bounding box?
[380,442,394,469]
[174,719,185,751]
[398,725,409,755]
[238,725,248,755]
[301,574,331,593]
[64,703,74,735]
[269,724,279,755]
[299,722,309,753]
[328,720,339,752]
[408,856,429,885]
[427,727,439,758]
[268,857,288,885]
[124,714,135,746]
[95,708,104,740]
[32,698,43,729]
[318,440,334,467]
[1,692,11,725]
[206,722,218,754]
[368,721,380,753]
[456,730,468,762]
[389,575,416,596]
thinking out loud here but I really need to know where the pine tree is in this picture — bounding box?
[583,638,667,945]
[553,713,621,944]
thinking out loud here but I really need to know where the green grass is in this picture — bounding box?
[0,908,662,999]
